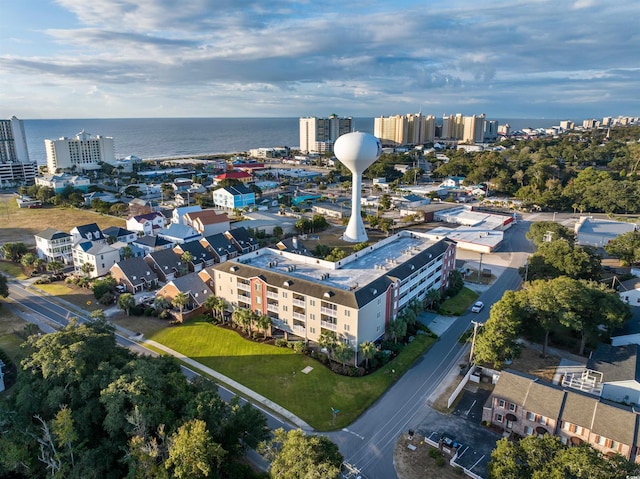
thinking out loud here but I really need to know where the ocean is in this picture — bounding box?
[23,117,563,165]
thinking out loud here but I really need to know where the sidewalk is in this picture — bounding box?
[22,281,314,432]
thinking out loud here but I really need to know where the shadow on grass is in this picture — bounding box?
[149,320,436,430]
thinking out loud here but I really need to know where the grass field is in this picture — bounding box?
[149,319,436,430]
[0,261,27,280]
[0,306,28,362]
[439,287,479,316]
[0,193,125,246]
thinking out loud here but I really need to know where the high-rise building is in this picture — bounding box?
[0,116,38,186]
[374,113,436,146]
[463,114,486,144]
[299,115,352,153]
[441,114,465,140]
[45,130,115,173]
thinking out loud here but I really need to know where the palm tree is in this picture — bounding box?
[46,259,65,276]
[172,292,190,321]
[81,262,95,278]
[232,307,250,332]
[359,341,376,369]
[153,296,170,314]
[121,245,133,260]
[117,293,136,316]
[425,289,441,311]
[180,251,193,275]
[334,341,354,367]
[256,314,272,339]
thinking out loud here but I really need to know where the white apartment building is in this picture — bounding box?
[211,231,456,362]
[45,130,115,173]
[0,116,37,186]
[299,115,352,153]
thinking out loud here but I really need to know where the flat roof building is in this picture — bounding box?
[0,116,37,186]
[45,130,115,173]
[210,231,456,362]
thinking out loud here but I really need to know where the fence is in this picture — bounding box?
[447,364,476,409]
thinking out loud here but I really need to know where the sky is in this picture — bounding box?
[1,0,639,120]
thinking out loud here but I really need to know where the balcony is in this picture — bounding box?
[321,307,337,317]
[237,282,250,291]
[292,298,305,307]
[237,293,251,303]
[266,291,279,300]
[320,320,337,331]
[292,324,306,335]
[292,312,306,321]
[267,303,279,313]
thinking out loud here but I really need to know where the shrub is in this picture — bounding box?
[428,448,441,459]
[293,341,307,354]
[130,304,144,316]
[159,310,170,320]
[435,456,445,467]
[98,292,115,305]
[274,338,288,348]
[374,350,391,366]
[144,307,157,317]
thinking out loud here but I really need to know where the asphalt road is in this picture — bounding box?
[326,217,535,479]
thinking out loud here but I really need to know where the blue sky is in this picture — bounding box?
[2,0,639,119]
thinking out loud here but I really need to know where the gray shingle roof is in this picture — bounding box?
[587,343,640,382]
[35,228,71,241]
[113,257,157,285]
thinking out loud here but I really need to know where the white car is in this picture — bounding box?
[471,301,484,313]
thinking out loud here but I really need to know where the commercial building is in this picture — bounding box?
[574,216,638,248]
[210,231,456,360]
[45,130,115,173]
[299,115,352,153]
[0,116,38,186]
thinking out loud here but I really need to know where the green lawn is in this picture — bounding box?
[149,320,436,430]
[439,287,479,316]
[0,261,27,280]
[0,306,28,362]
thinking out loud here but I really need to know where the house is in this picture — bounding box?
[171,205,202,225]
[110,257,158,293]
[156,223,201,245]
[34,228,73,264]
[620,278,640,307]
[587,343,640,406]
[72,241,120,278]
[83,191,118,206]
[214,170,253,184]
[144,248,185,282]
[110,240,146,259]
[103,226,137,244]
[232,211,295,236]
[172,178,193,193]
[394,194,431,209]
[156,272,214,320]
[440,176,466,188]
[71,223,105,245]
[128,198,154,216]
[126,212,167,236]
[225,227,259,254]
[575,217,638,248]
[132,235,174,254]
[482,369,640,463]
[200,232,239,263]
[35,173,91,193]
[183,209,230,236]
[173,241,215,272]
[275,237,311,256]
[212,184,255,210]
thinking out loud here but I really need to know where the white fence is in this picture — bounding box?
[447,364,476,409]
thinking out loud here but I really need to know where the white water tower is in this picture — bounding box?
[334,132,381,243]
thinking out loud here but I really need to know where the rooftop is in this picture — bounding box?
[233,230,442,292]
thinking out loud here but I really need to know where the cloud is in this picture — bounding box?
[1,0,638,118]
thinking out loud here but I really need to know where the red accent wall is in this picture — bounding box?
[440,243,456,289]
[250,277,267,315]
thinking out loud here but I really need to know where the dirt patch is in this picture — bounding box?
[0,194,125,246]
[508,346,560,383]
[394,433,465,479]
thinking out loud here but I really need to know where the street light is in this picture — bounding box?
[469,320,484,365]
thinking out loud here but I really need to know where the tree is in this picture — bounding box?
[605,230,640,266]
[89,309,107,322]
[255,313,272,339]
[81,262,95,277]
[20,252,37,269]
[446,270,464,297]
[0,273,8,299]
[172,292,190,319]
[473,291,523,368]
[359,341,376,369]
[386,316,407,344]
[121,245,133,260]
[534,240,602,280]
[272,225,283,239]
[46,259,65,276]
[165,419,225,479]
[153,296,171,315]
[526,221,574,247]
[379,218,393,236]
[260,428,343,479]
[334,341,354,367]
[325,247,347,262]
[425,288,441,310]
[2,242,28,262]
[318,329,338,358]
[118,292,136,316]
[179,251,193,275]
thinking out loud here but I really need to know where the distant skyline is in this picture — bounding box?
[2,1,639,120]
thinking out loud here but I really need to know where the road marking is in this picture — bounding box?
[342,428,365,440]
[465,399,476,416]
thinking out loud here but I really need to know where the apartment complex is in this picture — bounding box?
[483,370,640,463]
[0,116,38,186]
[45,130,115,173]
[299,115,352,153]
[210,231,456,360]
[374,113,436,146]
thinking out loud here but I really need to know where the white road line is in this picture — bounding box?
[465,399,476,416]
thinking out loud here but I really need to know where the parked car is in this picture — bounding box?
[471,301,484,313]
[115,284,126,293]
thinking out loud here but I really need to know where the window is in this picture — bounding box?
[256,297,261,304]
[526,412,535,421]
[496,414,503,423]
[309,327,315,334]
[508,403,516,412]
[498,399,505,408]
[282,305,288,311]
[282,292,288,298]
[345,310,350,317]
[344,324,350,331]
[310,299,315,306]
[539,416,547,426]
[254,282,261,291]
[524,426,533,436]
[310,313,315,320]
[597,435,606,446]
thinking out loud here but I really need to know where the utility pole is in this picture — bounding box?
[478,252,484,283]
[469,320,483,365]
[524,255,530,282]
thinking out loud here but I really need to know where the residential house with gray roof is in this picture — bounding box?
[34,228,72,264]
[144,248,185,282]
[110,257,158,293]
